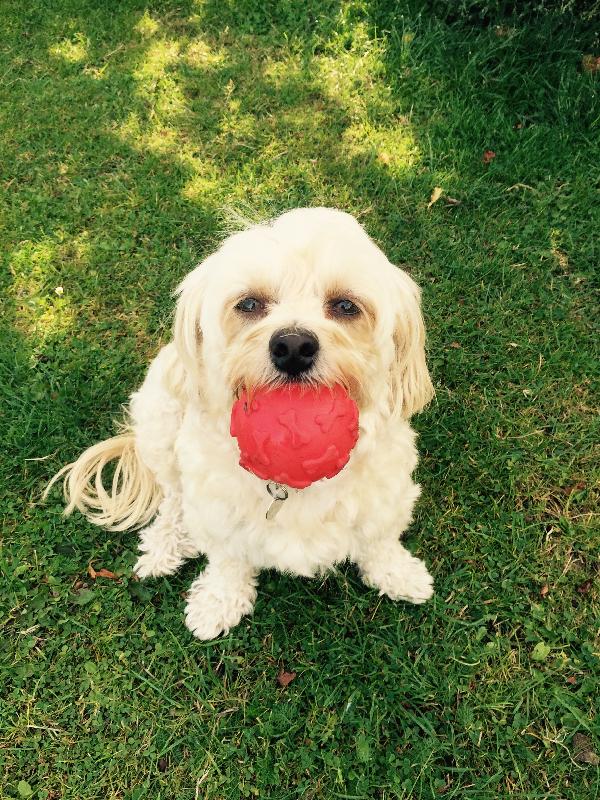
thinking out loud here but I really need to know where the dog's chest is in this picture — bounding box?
[174,408,367,573]
[173,405,418,575]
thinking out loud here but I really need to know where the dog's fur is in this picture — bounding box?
[47,208,435,639]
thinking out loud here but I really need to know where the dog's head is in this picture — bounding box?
[174,208,433,419]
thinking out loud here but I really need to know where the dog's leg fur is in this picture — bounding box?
[357,540,433,604]
[184,558,258,640]
[126,345,201,579]
[133,492,199,578]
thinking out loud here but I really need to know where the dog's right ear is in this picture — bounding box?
[173,260,211,380]
[388,268,435,419]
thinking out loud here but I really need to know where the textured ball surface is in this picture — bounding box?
[230,384,359,489]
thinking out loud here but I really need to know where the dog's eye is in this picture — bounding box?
[236,297,264,314]
[331,298,360,317]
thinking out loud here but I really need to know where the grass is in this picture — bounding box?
[1,1,598,797]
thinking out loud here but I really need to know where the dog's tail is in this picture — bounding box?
[43,432,162,531]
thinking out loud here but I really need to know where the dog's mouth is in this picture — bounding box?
[233,370,362,407]
[233,371,318,400]
[277,370,317,384]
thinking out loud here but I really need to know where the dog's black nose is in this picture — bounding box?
[269,328,319,377]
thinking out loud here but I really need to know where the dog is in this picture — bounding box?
[47,208,435,639]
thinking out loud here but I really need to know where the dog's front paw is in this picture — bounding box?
[134,550,183,579]
[184,573,257,640]
[361,549,433,605]
[385,555,434,604]
[134,514,198,579]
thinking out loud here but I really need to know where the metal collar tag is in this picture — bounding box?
[265,481,288,520]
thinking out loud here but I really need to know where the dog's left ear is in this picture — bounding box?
[172,259,212,381]
[389,268,434,419]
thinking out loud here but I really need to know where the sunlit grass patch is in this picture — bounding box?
[9,240,78,340]
[316,28,393,121]
[134,10,161,39]
[48,33,89,64]
[184,37,227,69]
[341,120,421,174]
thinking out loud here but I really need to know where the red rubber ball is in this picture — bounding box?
[230,384,359,489]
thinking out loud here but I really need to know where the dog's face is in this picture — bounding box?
[174,208,433,419]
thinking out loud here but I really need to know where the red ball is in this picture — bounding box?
[230,384,359,489]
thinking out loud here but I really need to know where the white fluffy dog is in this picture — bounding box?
[48,208,435,639]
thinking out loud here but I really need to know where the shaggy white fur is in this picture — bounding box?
[48,208,435,639]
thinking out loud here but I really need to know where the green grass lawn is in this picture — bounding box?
[1,1,598,797]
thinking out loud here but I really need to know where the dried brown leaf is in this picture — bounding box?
[427,186,443,209]
[573,733,600,765]
[576,751,599,766]
[96,567,117,581]
[482,150,496,164]
[277,670,297,687]
[582,55,600,73]
[540,584,549,597]
[89,565,118,580]
[95,568,118,579]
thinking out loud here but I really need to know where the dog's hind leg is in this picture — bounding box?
[128,344,199,579]
[184,558,258,640]
[134,492,199,579]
